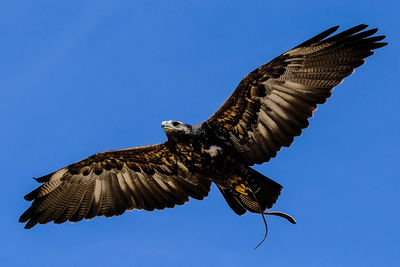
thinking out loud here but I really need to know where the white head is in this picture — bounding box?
[161,120,192,135]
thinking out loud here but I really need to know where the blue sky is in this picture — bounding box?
[1,1,399,266]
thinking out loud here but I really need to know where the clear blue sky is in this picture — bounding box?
[1,1,399,266]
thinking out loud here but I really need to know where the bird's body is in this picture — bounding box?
[162,121,241,181]
[20,24,387,235]
[165,121,283,216]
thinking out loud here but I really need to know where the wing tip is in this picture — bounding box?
[19,208,37,229]
[34,173,52,183]
[295,25,340,48]
[18,215,28,223]
[295,23,387,49]
[330,25,340,31]
[24,219,38,229]
[24,188,39,201]
[375,41,388,49]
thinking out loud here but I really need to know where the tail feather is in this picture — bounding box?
[218,168,282,215]
[218,187,247,215]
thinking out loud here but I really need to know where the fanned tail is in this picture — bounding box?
[218,168,295,248]
[217,168,282,215]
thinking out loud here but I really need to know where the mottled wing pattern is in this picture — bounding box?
[207,24,387,164]
[19,144,211,229]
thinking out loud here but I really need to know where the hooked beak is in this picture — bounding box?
[161,121,171,130]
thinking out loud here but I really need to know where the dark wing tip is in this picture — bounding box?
[355,23,369,29]
[374,41,388,49]
[295,24,388,50]
[295,25,340,48]
[24,188,40,201]
[348,23,369,33]
[323,24,370,43]
[18,216,27,223]
[34,173,52,183]
[24,219,38,229]
[19,207,32,223]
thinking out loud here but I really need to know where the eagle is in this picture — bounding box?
[20,24,386,241]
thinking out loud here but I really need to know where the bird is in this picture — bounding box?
[20,24,387,244]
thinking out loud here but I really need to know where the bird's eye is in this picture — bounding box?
[172,121,180,127]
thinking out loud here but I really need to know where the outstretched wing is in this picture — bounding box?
[19,143,211,229]
[207,24,387,165]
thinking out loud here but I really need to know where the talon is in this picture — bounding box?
[234,184,249,195]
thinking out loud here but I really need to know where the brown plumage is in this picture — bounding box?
[20,145,211,229]
[208,24,386,165]
[20,24,386,232]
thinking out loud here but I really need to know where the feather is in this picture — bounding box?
[207,25,386,164]
[70,179,96,222]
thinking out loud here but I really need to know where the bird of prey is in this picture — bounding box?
[20,24,386,241]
